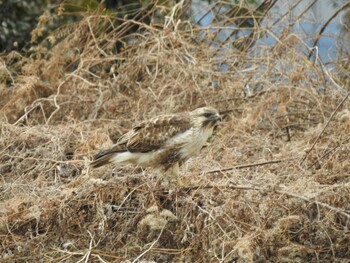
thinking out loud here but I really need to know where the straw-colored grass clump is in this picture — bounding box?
[1,2,350,262]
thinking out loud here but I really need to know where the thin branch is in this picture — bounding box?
[308,2,350,58]
[307,137,350,169]
[182,184,262,192]
[276,189,350,220]
[203,158,299,174]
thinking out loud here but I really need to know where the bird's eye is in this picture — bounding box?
[203,112,212,118]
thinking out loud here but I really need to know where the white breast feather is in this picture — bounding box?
[172,126,214,159]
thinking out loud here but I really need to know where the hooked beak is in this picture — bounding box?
[209,114,222,122]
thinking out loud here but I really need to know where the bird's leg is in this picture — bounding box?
[170,162,180,177]
[163,162,185,190]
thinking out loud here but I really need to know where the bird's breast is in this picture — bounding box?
[143,126,214,168]
[178,127,214,159]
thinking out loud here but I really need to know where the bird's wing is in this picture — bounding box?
[114,113,192,153]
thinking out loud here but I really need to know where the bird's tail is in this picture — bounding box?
[91,149,135,168]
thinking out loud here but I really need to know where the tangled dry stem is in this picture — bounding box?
[1,1,350,262]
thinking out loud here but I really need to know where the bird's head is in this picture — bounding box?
[190,107,222,129]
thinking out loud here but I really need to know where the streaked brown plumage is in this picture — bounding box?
[91,107,221,176]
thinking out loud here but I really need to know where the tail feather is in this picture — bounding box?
[91,149,136,168]
[91,149,117,168]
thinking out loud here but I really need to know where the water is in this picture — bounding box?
[192,0,350,63]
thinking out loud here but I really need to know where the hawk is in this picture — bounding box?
[91,107,221,176]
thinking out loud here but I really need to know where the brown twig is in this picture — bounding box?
[276,189,350,220]
[182,183,262,192]
[203,157,299,174]
[307,137,350,169]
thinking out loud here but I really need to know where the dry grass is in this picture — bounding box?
[1,1,350,262]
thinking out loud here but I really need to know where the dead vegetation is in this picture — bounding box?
[1,1,350,262]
